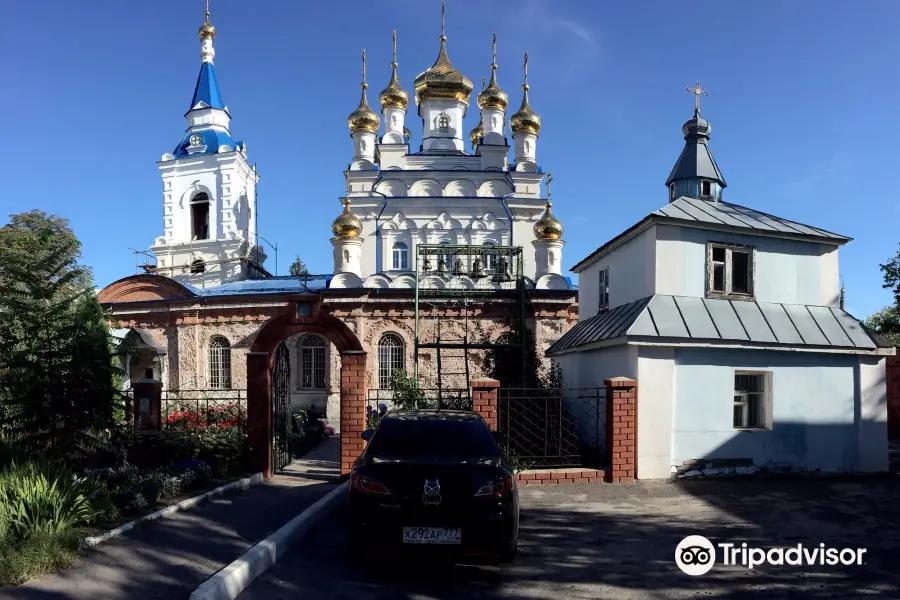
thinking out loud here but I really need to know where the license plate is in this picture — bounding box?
[402,527,461,545]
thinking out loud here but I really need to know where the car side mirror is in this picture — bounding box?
[361,429,374,441]
[492,430,506,443]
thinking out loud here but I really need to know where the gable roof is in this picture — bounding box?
[547,295,886,355]
[571,197,851,273]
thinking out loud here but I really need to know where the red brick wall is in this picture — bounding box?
[470,378,500,430]
[340,351,368,475]
[888,355,900,438]
[605,377,637,483]
[246,352,272,477]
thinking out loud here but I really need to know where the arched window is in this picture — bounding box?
[392,242,409,270]
[298,335,326,389]
[190,258,205,274]
[378,333,405,389]
[438,113,450,134]
[191,192,210,240]
[208,336,232,390]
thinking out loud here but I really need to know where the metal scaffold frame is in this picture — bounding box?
[413,244,528,397]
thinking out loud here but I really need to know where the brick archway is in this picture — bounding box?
[247,299,366,477]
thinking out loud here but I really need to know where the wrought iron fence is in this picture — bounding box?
[498,387,606,469]
[366,388,472,429]
[161,389,248,430]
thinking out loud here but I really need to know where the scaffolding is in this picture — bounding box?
[413,244,528,399]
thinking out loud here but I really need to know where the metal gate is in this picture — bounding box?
[271,341,292,473]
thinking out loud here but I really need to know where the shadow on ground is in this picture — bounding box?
[240,475,900,600]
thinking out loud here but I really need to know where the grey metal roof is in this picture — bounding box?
[665,140,726,187]
[547,295,883,354]
[654,197,850,242]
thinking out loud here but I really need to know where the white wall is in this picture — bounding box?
[555,344,638,390]
[669,347,886,473]
[655,225,841,306]
[636,346,675,479]
[578,226,657,320]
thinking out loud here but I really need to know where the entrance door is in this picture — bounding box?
[271,341,292,473]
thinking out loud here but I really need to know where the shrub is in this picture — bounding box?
[0,460,104,538]
[0,526,80,587]
[124,427,247,479]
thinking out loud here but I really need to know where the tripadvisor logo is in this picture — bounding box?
[675,535,867,575]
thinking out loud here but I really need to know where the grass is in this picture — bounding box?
[0,527,81,587]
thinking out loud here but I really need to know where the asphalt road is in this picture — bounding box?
[239,475,900,600]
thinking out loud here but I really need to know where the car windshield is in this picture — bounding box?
[367,416,500,460]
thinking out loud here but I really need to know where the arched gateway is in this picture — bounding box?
[248,299,367,476]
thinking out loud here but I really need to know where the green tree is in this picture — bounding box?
[864,306,900,347]
[289,255,309,277]
[0,211,122,459]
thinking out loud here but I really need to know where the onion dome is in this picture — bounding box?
[413,29,473,104]
[348,49,381,134]
[331,198,362,239]
[533,201,562,240]
[379,31,409,111]
[469,117,484,149]
[477,34,508,111]
[509,52,541,136]
[199,4,215,40]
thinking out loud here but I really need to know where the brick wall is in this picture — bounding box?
[470,377,500,430]
[888,355,900,438]
[605,377,637,483]
[340,351,368,475]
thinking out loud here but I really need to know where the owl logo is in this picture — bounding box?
[422,479,441,505]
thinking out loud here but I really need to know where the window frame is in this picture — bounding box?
[598,266,609,311]
[391,241,409,271]
[377,332,406,390]
[190,192,210,241]
[297,334,327,390]
[733,370,772,430]
[706,242,755,300]
[701,180,712,197]
[669,183,676,202]
[208,336,232,390]
[437,113,451,134]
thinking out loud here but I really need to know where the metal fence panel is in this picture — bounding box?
[498,387,607,469]
[161,389,248,430]
[366,388,472,429]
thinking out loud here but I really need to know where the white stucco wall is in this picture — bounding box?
[554,344,638,390]
[636,346,675,479]
[577,227,657,319]
[668,347,887,473]
[654,225,841,306]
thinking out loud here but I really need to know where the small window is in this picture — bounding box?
[708,243,753,298]
[298,335,326,390]
[392,242,409,270]
[190,258,206,274]
[377,333,405,389]
[701,181,712,197]
[438,113,450,134]
[208,337,232,390]
[669,183,676,201]
[191,192,210,240]
[598,266,609,311]
[734,372,769,429]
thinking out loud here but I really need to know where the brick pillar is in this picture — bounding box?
[340,351,368,476]
[605,377,637,483]
[470,377,500,431]
[131,378,162,431]
[247,352,272,478]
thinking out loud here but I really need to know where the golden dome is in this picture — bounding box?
[413,36,474,105]
[379,31,409,111]
[199,20,216,40]
[331,199,362,239]
[534,201,562,240]
[510,52,541,136]
[348,50,381,134]
[469,118,484,149]
[477,34,508,111]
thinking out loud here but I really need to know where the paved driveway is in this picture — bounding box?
[240,474,900,599]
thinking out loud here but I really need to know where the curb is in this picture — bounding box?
[84,472,264,547]
[189,480,348,600]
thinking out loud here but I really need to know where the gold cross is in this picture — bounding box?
[492,32,497,65]
[547,173,553,201]
[523,52,529,88]
[686,81,708,113]
[392,30,397,65]
[361,49,367,87]
[441,0,446,38]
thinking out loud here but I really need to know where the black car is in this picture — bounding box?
[348,410,519,562]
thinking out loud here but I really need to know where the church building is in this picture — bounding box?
[98,4,577,427]
[548,85,893,479]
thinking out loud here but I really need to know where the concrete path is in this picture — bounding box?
[0,437,341,600]
[238,474,900,599]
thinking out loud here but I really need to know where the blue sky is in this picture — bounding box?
[1,0,898,318]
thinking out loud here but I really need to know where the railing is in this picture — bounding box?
[498,387,606,469]
[161,389,248,430]
[366,388,472,429]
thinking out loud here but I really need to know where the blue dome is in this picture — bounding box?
[172,129,242,158]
